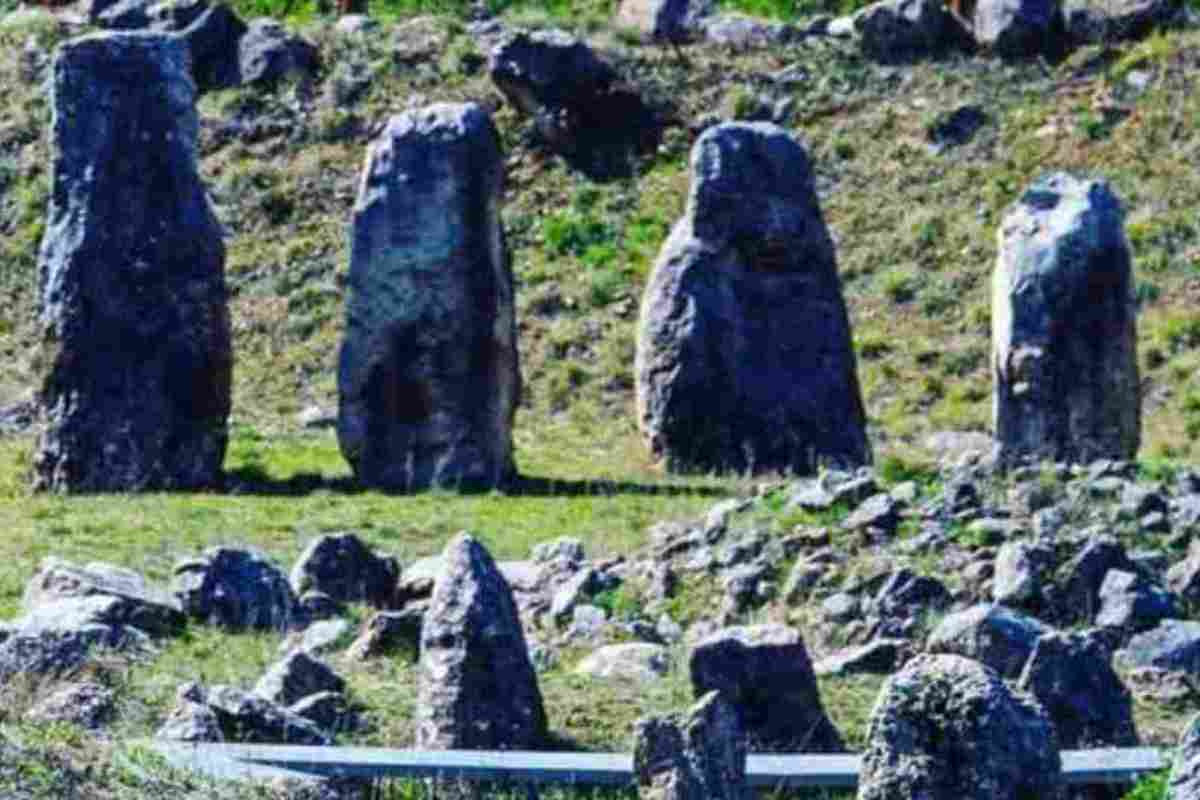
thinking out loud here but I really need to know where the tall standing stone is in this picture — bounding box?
[636,122,870,476]
[993,172,1139,466]
[34,32,231,493]
[338,103,518,492]
[415,533,547,751]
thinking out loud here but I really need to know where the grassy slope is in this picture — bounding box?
[2,4,1200,799]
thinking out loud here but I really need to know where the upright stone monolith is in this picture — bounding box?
[636,122,870,475]
[337,103,518,492]
[415,533,547,750]
[34,32,231,493]
[993,172,1139,466]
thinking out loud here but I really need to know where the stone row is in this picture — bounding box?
[30,29,1138,493]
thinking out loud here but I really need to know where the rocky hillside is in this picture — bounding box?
[2,0,1200,798]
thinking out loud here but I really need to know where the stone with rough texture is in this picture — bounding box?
[854,0,957,63]
[347,605,425,661]
[34,32,231,493]
[993,173,1139,466]
[337,103,518,493]
[992,539,1055,610]
[636,122,869,477]
[28,681,115,728]
[23,558,183,637]
[415,533,547,750]
[1063,0,1177,43]
[238,18,319,86]
[290,533,400,609]
[205,684,331,745]
[176,3,247,93]
[857,654,1062,800]
[968,0,1063,56]
[1095,568,1179,632]
[926,603,1049,678]
[254,650,346,707]
[614,0,712,42]
[576,643,670,683]
[1169,712,1200,800]
[1016,631,1137,749]
[689,623,844,753]
[634,691,749,800]
[1118,620,1200,674]
[489,29,661,180]
[173,547,297,631]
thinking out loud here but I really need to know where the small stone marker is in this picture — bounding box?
[634,691,749,800]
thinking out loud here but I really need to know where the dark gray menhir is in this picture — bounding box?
[636,122,870,476]
[415,533,547,750]
[992,172,1139,466]
[337,103,518,492]
[34,32,231,493]
[857,654,1062,800]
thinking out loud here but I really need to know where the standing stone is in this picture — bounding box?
[858,654,1062,800]
[636,122,869,476]
[993,173,1139,466]
[34,32,231,492]
[688,624,844,752]
[337,103,518,492]
[634,691,749,800]
[415,533,547,750]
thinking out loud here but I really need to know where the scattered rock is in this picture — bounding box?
[1118,619,1200,674]
[290,533,399,609]
[614,0,713,43]
[636,122,870,476]
[858,654,1062,800]
[206,684,332,745]
[239,18,320,87]
[926,603,1049,678]
[576,642,670,683]
[416,534,547,750]
[993,172,1139,465]
[28,681,115,728]
[254,650,346,707]
[391,15,448,63]
[689,624,844,752]
[815,639,905,677]
[854,0,958,63]
[23,558,183,637]
[173,547,297,631]
[176,2,246,93]
[1095,568,1179,633]
[1016,631,1137,748]
[1168,712,1200,800]
[489,29,661,180]
[347,605,425,661]
[634,691,749,800]
[34,32,231,492]
[1062,0,1178,43]
[700,14,795,49]
[337,103,518,492]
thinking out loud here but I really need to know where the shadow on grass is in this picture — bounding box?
[220,468,731,499]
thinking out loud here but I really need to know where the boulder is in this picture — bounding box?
[176,3,246,93]
[636,122,869,476]
[926,603,1049,678]
[857,654,1062,800]
[993,173,1139,466]
[634,691,749,800]
[27,681,115,728]
[156,683,224,742]
[1168,539,1200,602]
[1056,535,1133,623]
[1016,631,1137,748]
[699,14,796,49]
[815,640,906,677]
[1062,0,1177,43]
[238,18,319,87]
[576,643,670,683]
[34,32,231,492]
[205,684,331,745]
[1095,568,1179,633]
[289,690,353,733]
[347,605,425,661]
[489,29,661,180]
[992,539,1055,610]
[415,533,547,750]
[868,569,950,618]
[23,558,183,637]
[1169,712,1200,800]
[0,618,146,685]
[254,650,346,707]
[968,0,1064,56]
[1118,620,1200,674]
[173,547,297,631]
[614,0,713,42]
[689,624,844,752]
[290,532,399,609]
[337,103,518,492]
[854,0,958,63]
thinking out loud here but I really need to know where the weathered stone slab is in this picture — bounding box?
[34,31,231,492]
[337,103,518,492]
